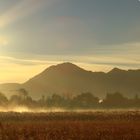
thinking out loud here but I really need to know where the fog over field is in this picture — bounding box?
[0,0,140,139]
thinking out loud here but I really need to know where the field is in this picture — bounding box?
[0,110,139,140]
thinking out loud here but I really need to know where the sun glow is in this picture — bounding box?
[0,37,8,46]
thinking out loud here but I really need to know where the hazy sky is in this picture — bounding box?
[0,0,140,83]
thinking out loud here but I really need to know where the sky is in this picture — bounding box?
[0,0,140,83]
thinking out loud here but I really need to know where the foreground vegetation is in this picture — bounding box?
[0,111,139,140]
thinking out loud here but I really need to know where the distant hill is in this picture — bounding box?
[0,62,140,99]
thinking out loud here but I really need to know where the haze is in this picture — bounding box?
[0,0,140,83]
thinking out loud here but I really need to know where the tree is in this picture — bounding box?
[72,92,99,108]
[102,92,129,108]
[46,94,66,107]
[131,94,140,107]
[38,95,46,107]
[10,94,22,105]
[9,89,35,107]
[18,88,29,100]
[0,92,8,106]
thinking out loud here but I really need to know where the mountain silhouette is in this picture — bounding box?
[0,62,140,99]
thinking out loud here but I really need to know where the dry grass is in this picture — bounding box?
[0,111,139,140]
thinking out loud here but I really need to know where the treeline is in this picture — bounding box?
[0,88,140,109]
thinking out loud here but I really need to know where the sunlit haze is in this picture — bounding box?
[0,0,140,83]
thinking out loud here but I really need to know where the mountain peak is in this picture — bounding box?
[108,67,126,74]
[41,62,85,75]
[56,62,78,68]
[17,62,140,99]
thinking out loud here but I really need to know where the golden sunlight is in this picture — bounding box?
[0,37,8,46]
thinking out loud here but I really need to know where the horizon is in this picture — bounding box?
[0,1,140,139]
[0,0,140,83]
[0,62,140,84]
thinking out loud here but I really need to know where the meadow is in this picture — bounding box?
[0,111,139,140]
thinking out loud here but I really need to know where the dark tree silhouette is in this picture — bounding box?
[46,94,67,107]
[102,92,129,108]
[0,92,8,106]
[72,92,99,108]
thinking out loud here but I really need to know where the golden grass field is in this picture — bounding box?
[0,111,139,140]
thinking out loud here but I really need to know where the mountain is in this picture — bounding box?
[23,62,94,98]
[0,62,140,99]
